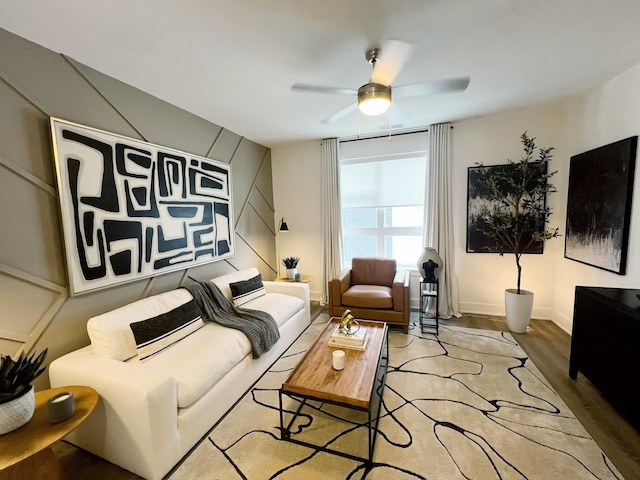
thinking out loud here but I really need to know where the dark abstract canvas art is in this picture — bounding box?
[466,162,547,254]
[51,118,234,295]
[564,136,637,274]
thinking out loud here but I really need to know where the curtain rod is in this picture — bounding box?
[338,125,453,144]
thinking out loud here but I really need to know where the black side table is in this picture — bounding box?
[419,278,439,334]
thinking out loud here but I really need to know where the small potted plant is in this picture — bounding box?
[282,256,300,280]
[0,349,47,434]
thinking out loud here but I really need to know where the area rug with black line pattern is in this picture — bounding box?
[169,315,622,480]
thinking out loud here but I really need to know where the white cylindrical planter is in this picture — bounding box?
[286,268,297,280]
[505,289,534,333]
[0,385,35,435]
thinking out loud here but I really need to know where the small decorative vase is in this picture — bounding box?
[286,268,297,280]
[416,247,443,281]
[505,289,534,333]
[0,385,35,435]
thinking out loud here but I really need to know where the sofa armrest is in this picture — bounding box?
[392,270,410,312]
[329,269,351,307]
[263,280,309,303]
[49,346,180,480]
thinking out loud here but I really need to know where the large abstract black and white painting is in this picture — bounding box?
[565,136,637,274]
[51,118,234,295]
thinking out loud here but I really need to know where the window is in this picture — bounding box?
[339,133,428,270]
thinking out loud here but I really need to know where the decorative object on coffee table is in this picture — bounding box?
[338,309,359,335]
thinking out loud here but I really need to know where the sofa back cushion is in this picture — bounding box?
[88,288,194,361]
[351,257,397,287]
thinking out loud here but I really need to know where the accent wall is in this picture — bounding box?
[0,28,278,388]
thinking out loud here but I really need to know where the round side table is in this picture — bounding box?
[0,385,99,480]
[275,274,312,283]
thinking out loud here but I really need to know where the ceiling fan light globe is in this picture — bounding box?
[358,83,391,116]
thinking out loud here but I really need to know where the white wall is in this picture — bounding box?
[271,141,324,301]
[272,60,640,333]
[552,62,640,331]
[453,106,568,322]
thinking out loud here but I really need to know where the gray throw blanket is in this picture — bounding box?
[181,281,280,358]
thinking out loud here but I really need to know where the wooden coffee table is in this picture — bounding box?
[0,385,98,480]
[279,317,388,464]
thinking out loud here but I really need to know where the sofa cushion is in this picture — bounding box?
[131,322,252,408]
[242,292,303,327]
[229,273,266,306]
[129,299,204,361]
[342,285,394,309]
[88,288,194,361]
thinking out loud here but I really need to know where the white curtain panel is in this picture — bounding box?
[320,138,343,305]
[424,123,461,318]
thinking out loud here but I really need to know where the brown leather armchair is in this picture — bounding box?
[328,257,410,333]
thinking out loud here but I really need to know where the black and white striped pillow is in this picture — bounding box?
[129,299,204,361]
[229,273,266,306]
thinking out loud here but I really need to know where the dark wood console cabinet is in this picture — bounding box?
[569,286,640,429]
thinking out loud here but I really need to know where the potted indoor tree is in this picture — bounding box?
[472,132,559,333]
[282,256,300,280]
[0,349,47,434]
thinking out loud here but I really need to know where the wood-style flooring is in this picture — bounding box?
[50,307,640,479]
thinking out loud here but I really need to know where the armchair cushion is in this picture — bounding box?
[343,285,393,309]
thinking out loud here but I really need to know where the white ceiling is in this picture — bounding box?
[3,0,640,148]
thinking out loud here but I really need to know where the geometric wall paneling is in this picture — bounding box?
[0,81,54,184]
[140,269,189,300]
[248,186,276,233]
[228,236,274,279]
[0,263,66,356]
[68,57,224,158]
[254,149,274,210]
[236,201,276,267]
[51,117,235,295]
[0,30,138,139]
[245,189,278,269]
[230,138,269,217]
[185,259,236,285]
[208,129,242,164]
[0,157,66,286]
[1,29,275,389]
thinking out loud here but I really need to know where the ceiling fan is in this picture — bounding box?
[291,41,470,124]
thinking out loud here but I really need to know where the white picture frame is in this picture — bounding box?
[50,117,234,295]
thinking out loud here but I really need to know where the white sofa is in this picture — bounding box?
[49,268,310,479]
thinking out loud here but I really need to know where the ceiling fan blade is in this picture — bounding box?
[394,76,470,98]
[320,102,357,124]
[370,40,414,86]
[291,83,357,95]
